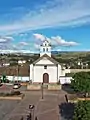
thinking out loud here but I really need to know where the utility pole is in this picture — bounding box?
[17,64,19,82]
[17,54,19,82]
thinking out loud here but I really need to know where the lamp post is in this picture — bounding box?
[29,105,35,120]
[41,83,44,99]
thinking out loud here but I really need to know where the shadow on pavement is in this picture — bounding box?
[59,102,75,120]
[62,84,76,94]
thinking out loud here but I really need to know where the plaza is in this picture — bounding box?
[0,85,68,120]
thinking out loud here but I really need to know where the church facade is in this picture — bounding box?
[30,40,70,83]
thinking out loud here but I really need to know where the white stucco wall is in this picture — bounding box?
[33,65,58,83]
[40,46,51,57]
[58,64,61,79]
[30,64,33,80]
[65,69,71,73]
[61,69,66,76]
[36,58,54,65]
[58,64,66,78]
[60,77,72,84]
[30,57,71,83]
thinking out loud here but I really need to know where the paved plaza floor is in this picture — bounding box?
[0,90,68,120]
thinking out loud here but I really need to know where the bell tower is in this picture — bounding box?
[40,40,51,57]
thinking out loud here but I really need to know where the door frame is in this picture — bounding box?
[43,73,49,83]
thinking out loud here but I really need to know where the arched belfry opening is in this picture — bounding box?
[40,40,51,57]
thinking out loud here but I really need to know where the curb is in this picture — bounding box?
[0,94,25,100]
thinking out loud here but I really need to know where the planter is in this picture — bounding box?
[78,97,90,101]
[48,84,61,90]
[27,84,41,90]
[69,97,90,103]
[0,93,25,100]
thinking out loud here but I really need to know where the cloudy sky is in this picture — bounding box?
[0,0,90,53]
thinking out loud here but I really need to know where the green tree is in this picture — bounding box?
[71,72,90,97]
[73,101,90,120]
[2,74,6,83]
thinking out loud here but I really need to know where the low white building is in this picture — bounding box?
[30,40,70,83]
[18,60,26,64]
[3,63,10,66]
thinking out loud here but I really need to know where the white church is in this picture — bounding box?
[30,40,70,84]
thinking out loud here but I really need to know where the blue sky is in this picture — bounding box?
[0,0,90,53]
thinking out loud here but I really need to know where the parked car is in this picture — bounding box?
[13,83,21,89]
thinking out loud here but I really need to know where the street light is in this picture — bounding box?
[29,105,35,120]
[41,83,44,99]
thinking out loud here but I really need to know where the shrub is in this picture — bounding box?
[0,93,5,96]
[73,101,90,120]
[11,91,21,95]
[0,91,21,96]
[5,93,11,96]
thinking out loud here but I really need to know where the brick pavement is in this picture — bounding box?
[3,91,41,120]
[34,90,66,120]
[2,90,66,120]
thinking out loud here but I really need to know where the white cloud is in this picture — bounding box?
[33,33,51,43]
[12,44,18,49]
[34,44,40,49]
[5,36,14,41]
[0,49,32,54]
[0,36,14,43]
[33,33,45,41]
[0,0,90,34]
[19,41,29,46]
[34,33,79,47]
[51,36,79,46]
[0,36,14,51]
[0,38,8,43]
[19,33,28,37]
